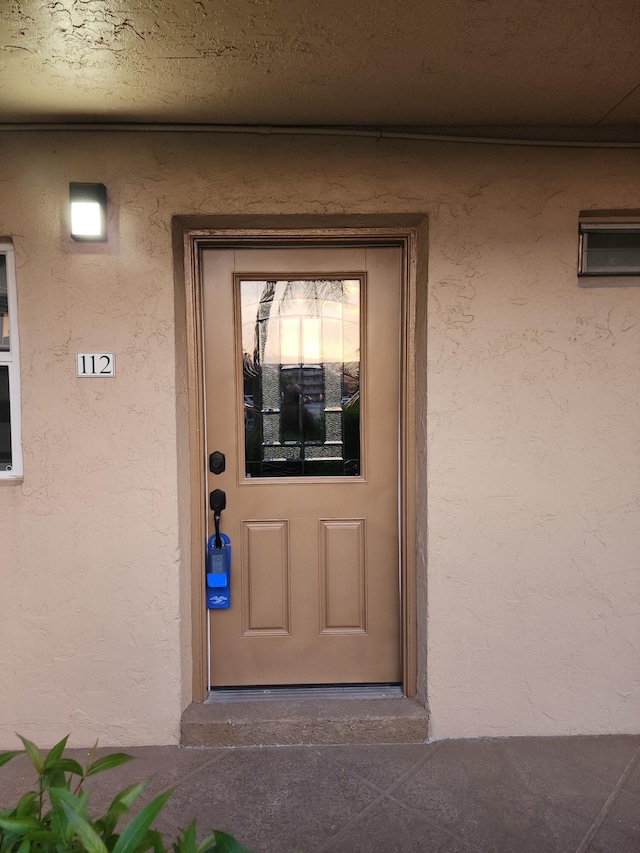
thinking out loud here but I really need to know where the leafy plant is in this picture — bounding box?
[0,735,250,853]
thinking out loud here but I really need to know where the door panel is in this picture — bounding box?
[242,520,290,635]
[202,246,402,686]
[319,518,366,633]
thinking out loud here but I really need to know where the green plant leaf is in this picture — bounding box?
[111,790,172,853]
[43,736,70,769]
[1,739,247,853]
[43,758,85,778]
[192,831,252,853]
[16,738,44,775]
[49,787,91,828]
[109,782,147,810]
[0,751,24,769]
[173,822,197,853]
[40,756,86,796]
[98,781,148,835]
[86,754,134,777]
[22,828,60,844]
[57,795,109,853]
[40,770,68,792]
[15,792,38,818]
[0,815,41,834]
[146,828,166,853]
[195,836,219,853]
[48,788,76,844]
[209,831,252,853]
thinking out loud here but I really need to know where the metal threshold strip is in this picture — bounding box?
[206,683,403,702]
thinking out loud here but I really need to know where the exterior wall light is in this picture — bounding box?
[69,182,107,241]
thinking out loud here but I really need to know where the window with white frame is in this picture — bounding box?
[0,242,22,478]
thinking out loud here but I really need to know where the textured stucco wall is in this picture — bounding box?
[0,131,639,746]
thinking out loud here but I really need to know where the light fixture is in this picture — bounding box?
[69,182,107,241]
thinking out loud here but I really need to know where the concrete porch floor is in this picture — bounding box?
[1,735,639,852]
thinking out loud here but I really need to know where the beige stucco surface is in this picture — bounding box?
[2,0,639,126]
[0,131,639,746]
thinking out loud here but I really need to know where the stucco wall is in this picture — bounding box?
[0,131,638,746]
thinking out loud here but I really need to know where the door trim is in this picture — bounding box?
[174,216,423,702]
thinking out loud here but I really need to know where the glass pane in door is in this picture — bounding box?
[239,278,361,477]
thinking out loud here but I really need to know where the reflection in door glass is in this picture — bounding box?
[240,278,361,477]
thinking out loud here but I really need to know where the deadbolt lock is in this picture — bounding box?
[209,451,226,475]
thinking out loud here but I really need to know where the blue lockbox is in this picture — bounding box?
[206,532,231,609]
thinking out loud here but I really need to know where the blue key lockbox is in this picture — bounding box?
[206,532,231,609]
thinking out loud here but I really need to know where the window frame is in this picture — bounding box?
[578,214,640,285]
[0,241,23,480]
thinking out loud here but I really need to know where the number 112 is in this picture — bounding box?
[76,353,115,377]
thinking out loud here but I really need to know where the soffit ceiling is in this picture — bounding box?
[1,0,640,131]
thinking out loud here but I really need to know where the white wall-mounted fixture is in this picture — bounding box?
[70,182,107,241]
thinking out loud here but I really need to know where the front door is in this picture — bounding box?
[202,244,402,687]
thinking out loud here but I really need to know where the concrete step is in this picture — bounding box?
[181,695,429,747]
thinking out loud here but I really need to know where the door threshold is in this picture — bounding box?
[205,683,404,702]
[181,693,428,746]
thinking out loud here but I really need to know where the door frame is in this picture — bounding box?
[174,215,425,702]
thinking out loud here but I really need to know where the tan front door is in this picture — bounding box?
[202,244,402,687]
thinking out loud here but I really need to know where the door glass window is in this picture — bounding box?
[239,278,361,477]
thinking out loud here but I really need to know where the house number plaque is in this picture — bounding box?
[76,352,116,377]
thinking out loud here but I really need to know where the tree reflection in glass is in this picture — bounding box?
[240,278,361,477]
